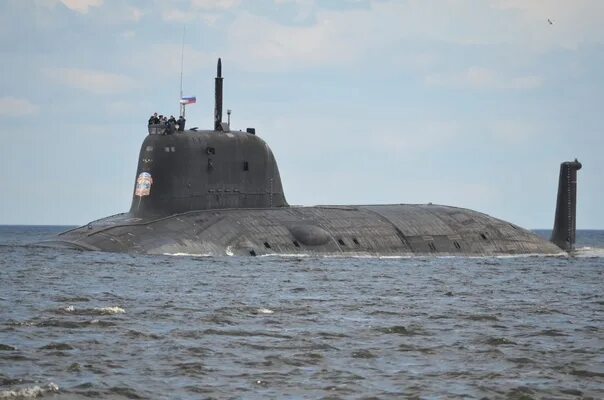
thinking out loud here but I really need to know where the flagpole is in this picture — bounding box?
[179,25,185,117]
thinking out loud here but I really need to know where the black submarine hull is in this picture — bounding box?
[50,204,562,256]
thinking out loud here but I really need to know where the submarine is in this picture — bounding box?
[48,59,582,257]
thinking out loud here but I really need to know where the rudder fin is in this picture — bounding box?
[551,159,582,252]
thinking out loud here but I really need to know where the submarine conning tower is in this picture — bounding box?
[129,59,288,217]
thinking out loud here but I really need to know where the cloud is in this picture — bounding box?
[273,0,316,21]
[425,67,543,90]
[191,0,240,10]
[59,0,103,14]
[221,0,604,72]
[44,67,138,95]
[222,4,475,71]
[492,0,604,50]
[162,8,220,25]
[0,97,39,117]
[226,11,363,70]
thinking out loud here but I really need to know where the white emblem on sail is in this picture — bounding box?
[135,172,153,197]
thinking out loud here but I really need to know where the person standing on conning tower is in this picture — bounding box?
[148,112,159,125]
[177,115,185,131]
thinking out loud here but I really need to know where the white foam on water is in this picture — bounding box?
[377,255,414,259]
[94,306,125,315]
[574,246,604,258]
[474,252,568,259]
[162,252,211,257]
[259,253,310,258]
[154,250,579,260]
[0,383,59,399]
[63,305,75,312]
[256,308,274,314]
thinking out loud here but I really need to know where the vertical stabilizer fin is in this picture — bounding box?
[551,159,582,252]
[214,58,223,131]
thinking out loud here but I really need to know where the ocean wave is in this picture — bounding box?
[60,306,125,315]
[94,306,125,315]
[574,246,604,258]
[151,249,578,259]
[162,252,211,257]
[469,252,568,259]
[259,253,310,258]
[0,383,59,399]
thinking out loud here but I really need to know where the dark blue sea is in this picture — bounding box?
[1,226,603,399]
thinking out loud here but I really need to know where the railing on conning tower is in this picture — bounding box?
[148,123,176,136]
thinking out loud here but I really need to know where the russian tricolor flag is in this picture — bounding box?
[180,96,196,105]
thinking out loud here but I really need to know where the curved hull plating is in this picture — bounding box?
[49,204,562,256]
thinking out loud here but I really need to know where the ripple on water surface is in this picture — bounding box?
[0,228,603,398]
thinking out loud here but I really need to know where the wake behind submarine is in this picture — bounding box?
[50,59,582,256]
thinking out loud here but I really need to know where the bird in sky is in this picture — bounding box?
[548,18,553,25]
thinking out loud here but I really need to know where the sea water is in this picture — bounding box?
[1,226,603,399]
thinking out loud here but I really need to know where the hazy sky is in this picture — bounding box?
[1,0,603,228]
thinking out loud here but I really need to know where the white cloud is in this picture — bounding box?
[492,0,604,50]
[222,0,604,72]
[226,11,363,70]
[221,5,465,71]
[59,0,103,14]
[44,67,138,95]
[191,0,240,10]
[273,0,316,21]
[162,7,220,24]
[0,97,39,117]
[425,67,543,90]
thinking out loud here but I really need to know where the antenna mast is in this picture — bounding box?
[179,26,186,117]
[214,58,223,131]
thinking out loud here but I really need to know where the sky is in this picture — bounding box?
[0,0,602,228]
